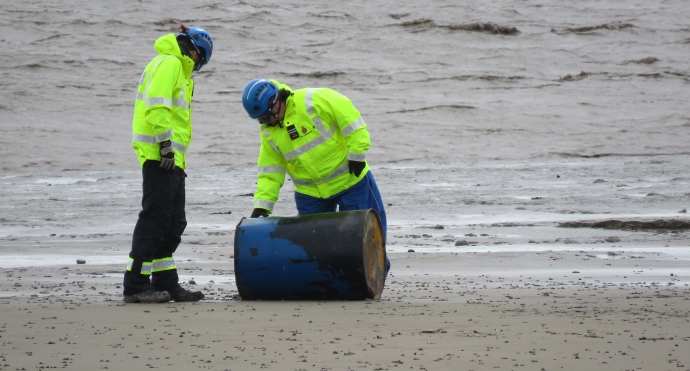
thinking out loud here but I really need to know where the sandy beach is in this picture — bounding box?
[3,158,690,370]
[2,0,690,369]
[2,248,689,370]
[2,253,688,370]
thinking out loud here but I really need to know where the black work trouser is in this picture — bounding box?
[123,160,187,296]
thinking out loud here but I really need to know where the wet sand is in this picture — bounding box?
[2,249,689,370]
[2,157,690,370]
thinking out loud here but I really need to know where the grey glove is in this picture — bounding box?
[159,140,175,170]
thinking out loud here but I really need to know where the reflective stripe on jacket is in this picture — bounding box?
[254,84,371,213]
[132,34,195,169]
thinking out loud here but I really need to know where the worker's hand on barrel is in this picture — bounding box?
[348,160,366,177]
[159,140,175,170]
[250,208,269,218]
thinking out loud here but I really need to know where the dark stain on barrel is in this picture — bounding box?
[249,247,259,256]
[289,258,316,264]
[307,280,341,296]
[270,211,368,298]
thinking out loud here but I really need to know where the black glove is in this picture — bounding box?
[159,140,175,170]
[250,208,269,218]
[348,160,366,177]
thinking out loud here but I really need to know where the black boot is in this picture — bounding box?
[170,287,204,302]
[123,290,171,303]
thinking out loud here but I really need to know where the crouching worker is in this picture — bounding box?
[123,25,213,303]
[241,79,391,276]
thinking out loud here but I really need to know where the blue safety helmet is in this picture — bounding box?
[178,25,213,71]
[242,79,279,119]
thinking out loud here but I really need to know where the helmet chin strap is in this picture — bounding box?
[265,101,284,128]
[274,101,285,128]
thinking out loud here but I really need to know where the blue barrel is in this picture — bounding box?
[234,209,386,300]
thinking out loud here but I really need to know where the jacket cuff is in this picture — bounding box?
[155,128,173,142]
[254,200,275,213]
[347,152,366,161]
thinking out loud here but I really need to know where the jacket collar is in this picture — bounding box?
[153,33,195,78]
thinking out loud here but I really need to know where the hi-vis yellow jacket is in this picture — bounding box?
[132,34,195,169]
[254,82,371,213]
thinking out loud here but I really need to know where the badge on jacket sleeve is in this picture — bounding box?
[286,124,299,140]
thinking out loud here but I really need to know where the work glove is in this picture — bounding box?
[159,140,175,170]
[348,160,366,177]
[250,208,269,218]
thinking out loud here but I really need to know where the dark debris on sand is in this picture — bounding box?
[445,22,520,35]
[397,19,520,35]
[552,22,634,35]
[558,219,690,231]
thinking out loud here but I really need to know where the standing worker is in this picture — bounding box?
[241,79,390,275]
[123,25,213,303]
